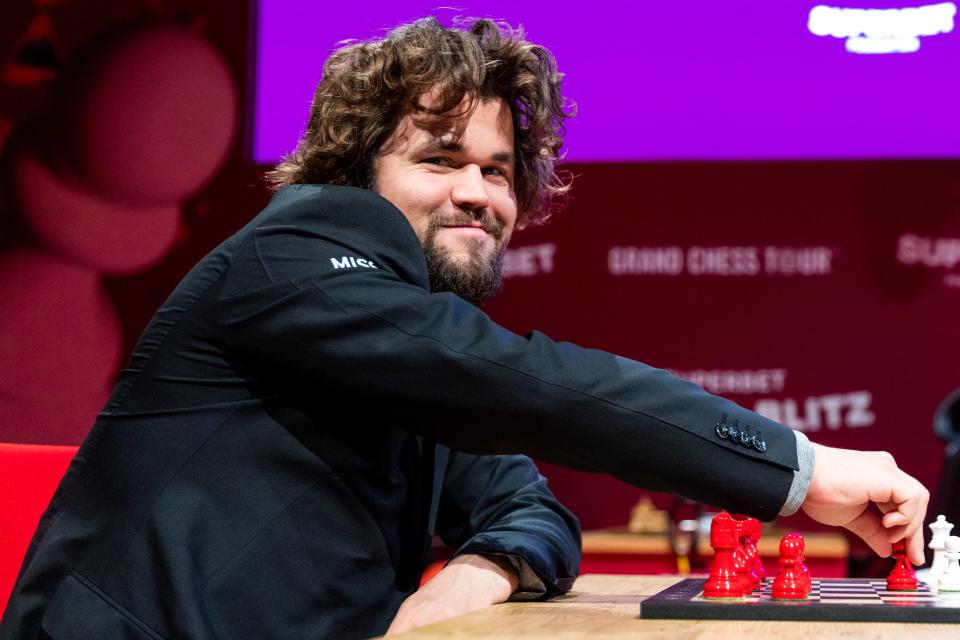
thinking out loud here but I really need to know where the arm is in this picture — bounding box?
[219,186,929,553]
[217,186,799,520]
[386,452,579,634]
[433,451,580,599]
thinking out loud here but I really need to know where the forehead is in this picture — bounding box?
[387,96,516,156]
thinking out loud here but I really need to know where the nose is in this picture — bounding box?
[450,164,490,215]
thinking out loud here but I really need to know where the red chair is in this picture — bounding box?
[0,443,78,616]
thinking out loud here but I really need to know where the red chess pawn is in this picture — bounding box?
[704,513,745,599]
[784,533,811,592]
[886,540,918,591]
[772,534,809,600]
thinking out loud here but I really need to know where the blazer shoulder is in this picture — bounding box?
[264,185,418,243]
[225,184,429,290]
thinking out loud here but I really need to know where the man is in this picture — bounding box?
[2,17,928,640]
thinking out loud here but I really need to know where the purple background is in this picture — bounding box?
[252,1,960,162]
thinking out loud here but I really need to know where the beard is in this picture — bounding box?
[421,210,506,306]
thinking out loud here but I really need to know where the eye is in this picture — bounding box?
[422,157,453,167]
[482,166,512,183]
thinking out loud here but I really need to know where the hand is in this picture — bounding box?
[801,443,930,566]
[384,553,519,636]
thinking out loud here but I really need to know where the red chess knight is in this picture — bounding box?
[732,514,762,592]
[886,539,918,591]
[772,534,810,600]
[746,518,766,584]
[703,512,745,599]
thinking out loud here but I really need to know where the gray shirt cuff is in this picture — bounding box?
[779,429,815,516]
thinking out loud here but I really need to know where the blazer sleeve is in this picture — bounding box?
[434,451,581,598]
[216,186,800,520]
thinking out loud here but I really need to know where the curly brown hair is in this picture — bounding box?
[265,17,573,226]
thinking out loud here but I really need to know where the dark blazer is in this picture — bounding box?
[2,185,799,640]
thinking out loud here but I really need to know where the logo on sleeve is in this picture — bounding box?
[330,256,378,270]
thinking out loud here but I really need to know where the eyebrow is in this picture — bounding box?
[414,136,515,165]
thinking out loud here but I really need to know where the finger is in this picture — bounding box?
[875,501,898,514]
[868,476,928,540]
[881,511,909,528]
[874,477,929,566]
[906,525,926,566]
[883,524,909,543]
[843,509,894,558]
[894,479,930,544]
[900,480,930,566]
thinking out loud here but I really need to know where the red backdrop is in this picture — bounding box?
[2,0,958,537]
[485,161,960,530]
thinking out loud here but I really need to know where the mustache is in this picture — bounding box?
[433,209,504,239]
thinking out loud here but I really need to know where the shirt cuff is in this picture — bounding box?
[779,429,815,516]
[476,553,548,600]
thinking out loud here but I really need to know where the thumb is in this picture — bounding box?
[843,509,894,559]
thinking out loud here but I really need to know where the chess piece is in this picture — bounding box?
[926,515,954,591]
[731,515,756,592]
[938,535,960,596]
[627,495,669,534]
[703,512,745,599]
[772,534,808,600]
[738,517,763,591]
[785,533,811,592]
[747,518,766,583]
[886,539,918,591]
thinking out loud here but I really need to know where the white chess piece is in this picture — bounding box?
[938,535,960,596]
[927,515,954,592]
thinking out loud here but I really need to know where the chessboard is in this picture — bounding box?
[641,577,960,623]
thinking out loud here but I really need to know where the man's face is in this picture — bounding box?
[373,97,518,305]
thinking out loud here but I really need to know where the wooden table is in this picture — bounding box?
[383,574,957,638]
[582,529,849,577]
